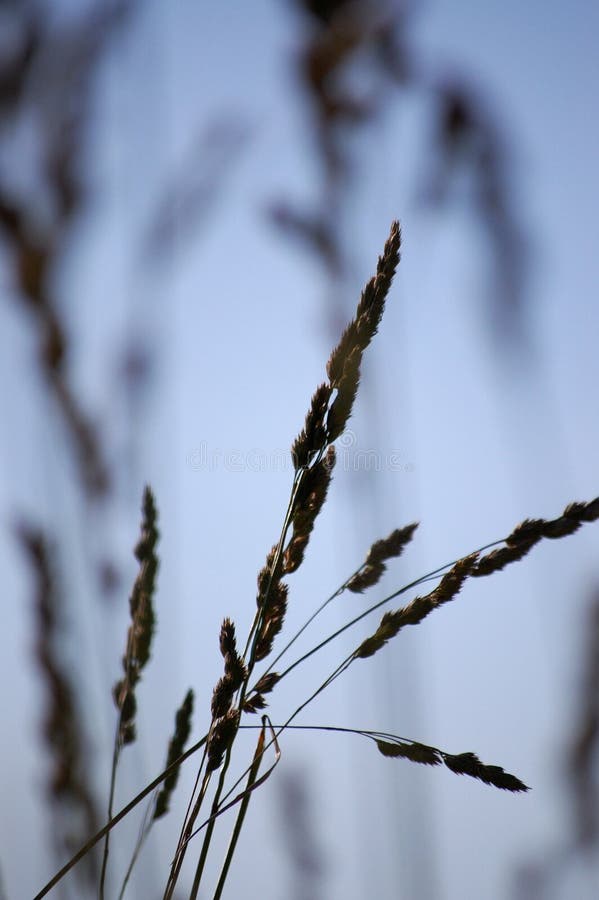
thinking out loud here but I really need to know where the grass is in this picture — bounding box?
[31,220,599,899]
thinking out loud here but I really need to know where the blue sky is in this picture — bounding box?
[1,1,598,898]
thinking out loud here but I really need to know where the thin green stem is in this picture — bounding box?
[273,537,504,684]
[98,722,122,899]
[242,466,305,669]
[258,564,361,678]
[188,760,231,899]
[199,533,508,845]
[238,722,437,748]
[163,767,211,900]
[183,464,315,898]
[34,735,207,900]
[117,794,155,900]
[186,661,351,847]
[212,725,267,900]
[162,734,210,899]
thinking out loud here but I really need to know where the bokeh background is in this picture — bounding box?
[1,1,598,898]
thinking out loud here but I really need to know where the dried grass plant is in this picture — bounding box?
[31,221,599,899]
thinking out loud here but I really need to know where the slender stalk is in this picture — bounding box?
[98,722,122,899]
[163,767,212,900]
[273,537,504,684]
[201,517,575,831]
[247,446,326,675]
[259,565,361,678]
[212,726,266,900]
[188,760,231,898]
[162,736,211,899]
[186,663,351,847]
[34,736,207,900]
[242,467,305,668]
[117,798,154,900]
[182,465,312,899]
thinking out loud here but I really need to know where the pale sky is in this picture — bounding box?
[1,2,598,898]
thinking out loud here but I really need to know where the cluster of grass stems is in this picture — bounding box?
[34,221,599,899]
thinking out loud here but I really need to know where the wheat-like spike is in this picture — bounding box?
[284,448,336,574]
[242,673,281,714]
[255,581,289,662]
[253,672,281,694]
[347,523,418,593]
[256,545,280,602]
[474,497,599,577]
[472,540,538,576]
[326,346,361,442]
[154,690,195,820]
[242,694,269,714]
[17,524,100,877]
[254,541,290,663]
[327,221,401,386]
[355,220,402,333]
[291,448,336,534]
[282,534,311,575]
[354,554,479,659]
[211,620,247,718]
[219,619,237,658]
[365,523,419,565]
[207,710,240,773]
[376,739,441,766]
[346,561,386,594]
[223,632,247,688]
[263,222,402,671]
[442,751,528,793]
[375,738,527,792]
[211,675,236,720]
[113,485,159,745]
[292,383,333,470]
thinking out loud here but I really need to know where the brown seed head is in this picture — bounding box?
[154,690,194,820]
[207,709,240,773]
[292,383,333,470]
